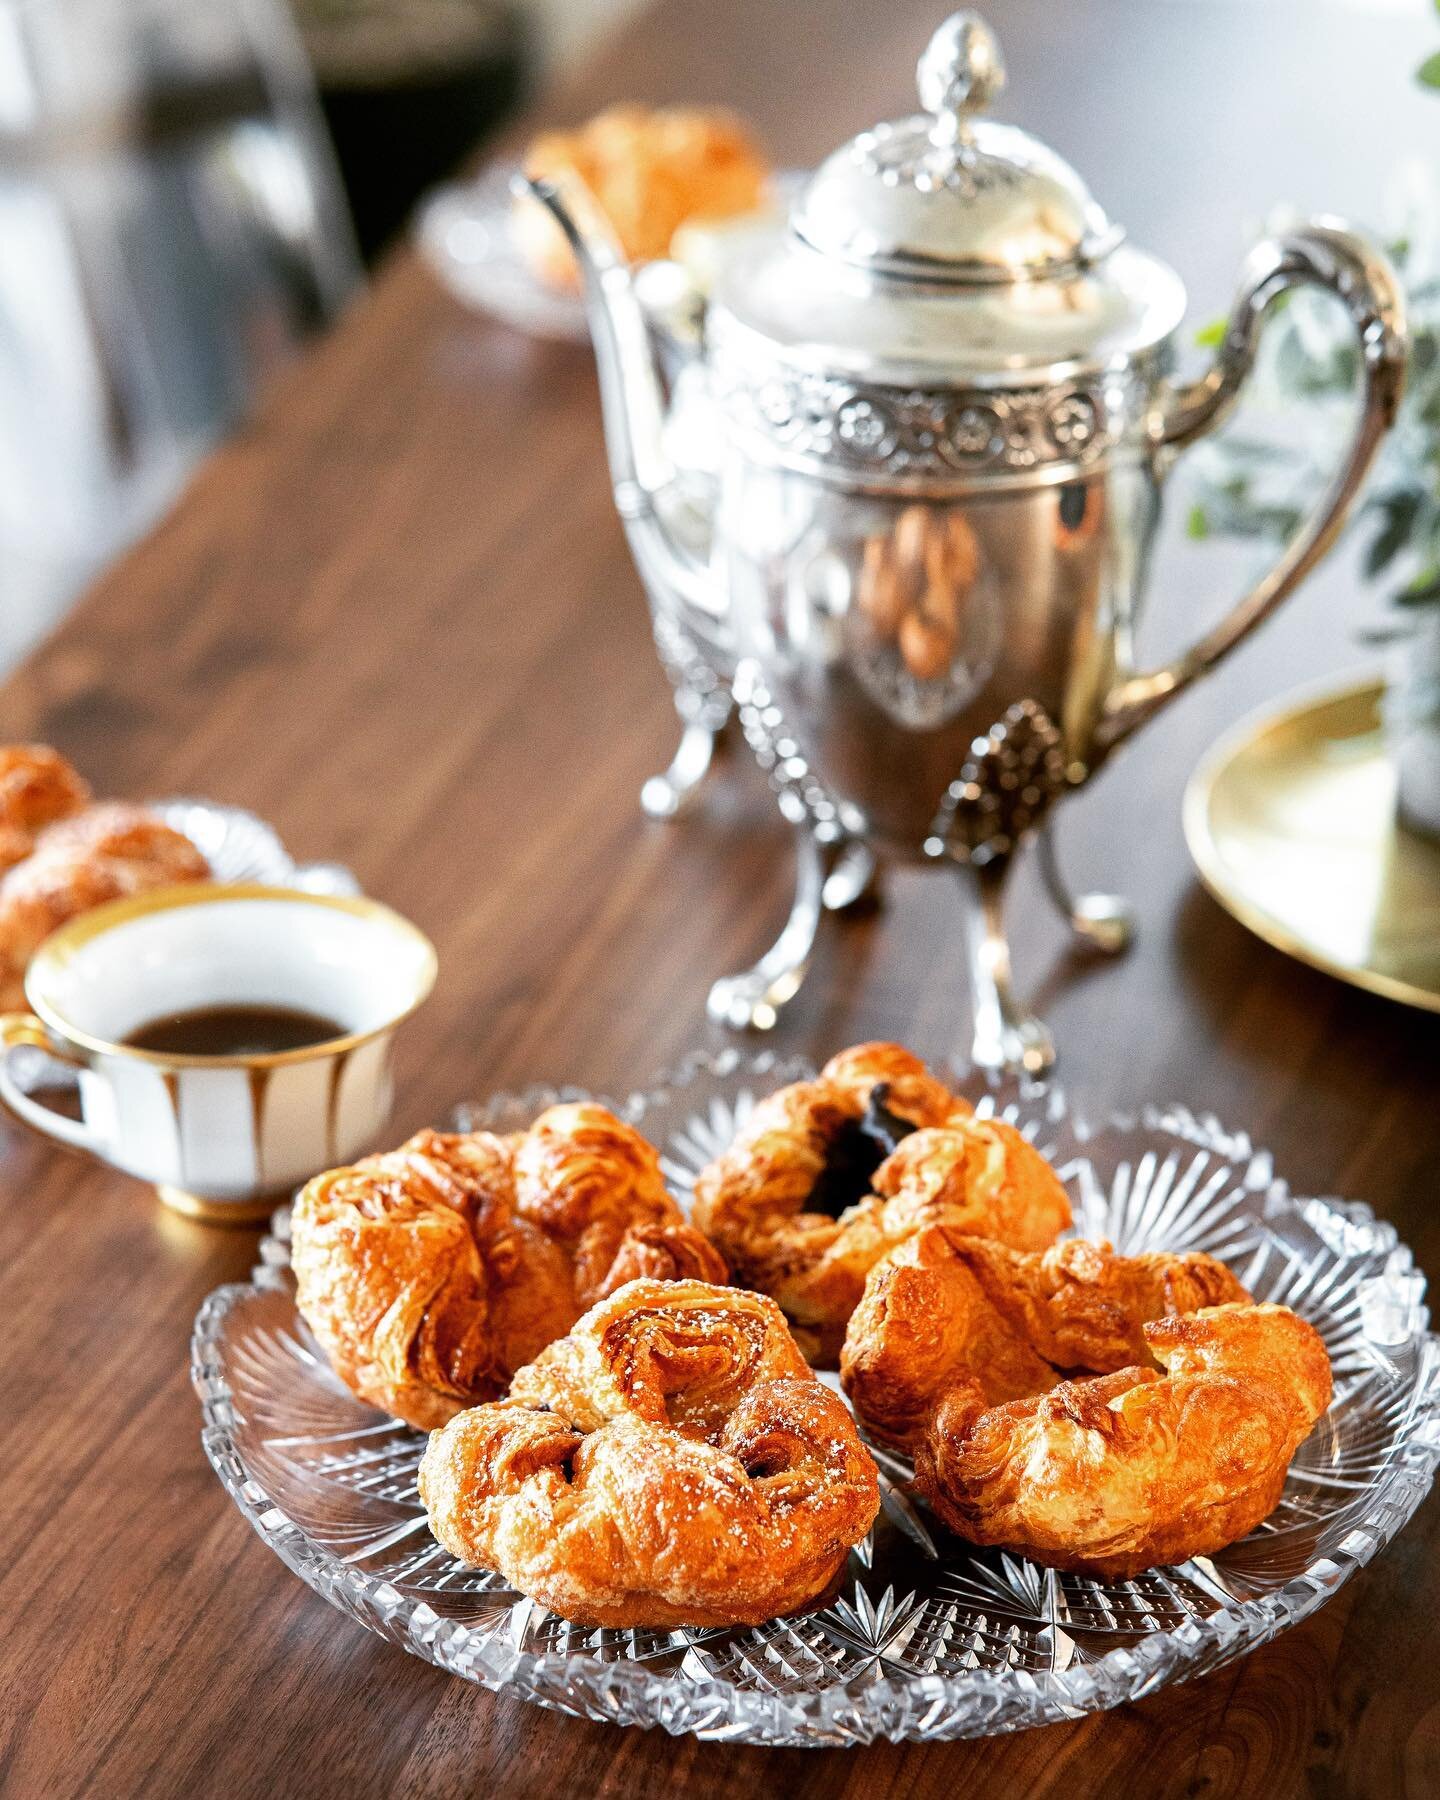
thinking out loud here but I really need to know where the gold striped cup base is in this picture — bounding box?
[155,1184,284,1226]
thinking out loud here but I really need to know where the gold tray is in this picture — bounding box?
[1183,676,1440,1013]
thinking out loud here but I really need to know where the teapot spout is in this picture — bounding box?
[515,173,721,621]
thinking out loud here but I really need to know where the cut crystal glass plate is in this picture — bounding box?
[192,1050,1440,1746]
[152,798,360,897]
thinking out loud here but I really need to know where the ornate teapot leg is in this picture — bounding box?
[956,855,1056,1076]
[932,699,1069,1074]
[640,602,734,820]
[640,710,728,820]
[702,658,886,1028]
[1036,819,1134,955]
[706,829,879,1029]
[707,822,832,1029]
[821,837,879,913]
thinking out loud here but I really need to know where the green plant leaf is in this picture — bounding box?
[1418,49,1440,89]
[1366,490,1423,576]
[1194,318,1227,349]
[1397,565,1440,605]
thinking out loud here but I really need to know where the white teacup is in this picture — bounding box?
[0,883,437,1222]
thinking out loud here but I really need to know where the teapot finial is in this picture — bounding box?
[917,12,1005,145]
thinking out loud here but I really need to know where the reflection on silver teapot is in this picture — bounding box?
[528,11,1407,1072]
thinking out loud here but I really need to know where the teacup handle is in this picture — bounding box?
[0,1013,104,1157]
[1098,219,1408,750]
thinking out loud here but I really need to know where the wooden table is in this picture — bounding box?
[2,1,1438,1793]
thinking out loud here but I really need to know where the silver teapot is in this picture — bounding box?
[528,11,1407,1073]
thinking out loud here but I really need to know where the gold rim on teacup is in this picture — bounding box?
[23,882,437,1068]
[0,882,438,1223]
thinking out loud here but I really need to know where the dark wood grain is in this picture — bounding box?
[1,1,1438,1795]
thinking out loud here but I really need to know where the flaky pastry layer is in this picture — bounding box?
[841,1227,1251,1450]
[691,1043,1070,1363]
[293,1107,725,1430]
[914,1302,1332,1576]
[419,1279,880,1626]
[0,796,210,1008]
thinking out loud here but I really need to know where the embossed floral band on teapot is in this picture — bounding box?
[526,10,1408,1073]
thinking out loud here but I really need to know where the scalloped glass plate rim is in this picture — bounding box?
[193,1049,1440,1744]
[151,796,359,897]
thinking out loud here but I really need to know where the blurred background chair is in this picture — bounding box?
[1,0,370,662]
[0,0,653,673]
[0,0,719,686]
[0,0,368,663]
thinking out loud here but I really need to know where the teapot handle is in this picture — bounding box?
[1097,220,1407,749]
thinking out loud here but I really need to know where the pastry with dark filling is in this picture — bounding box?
[690,1042,1070,1363]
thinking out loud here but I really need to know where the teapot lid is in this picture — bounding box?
[792,13,1120,284]
[707,11,1185,393]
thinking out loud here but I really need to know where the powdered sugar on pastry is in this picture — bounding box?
[419,1279,879,1627]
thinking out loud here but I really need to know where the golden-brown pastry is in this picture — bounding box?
[293,1129,577,1432]
[914,1302,1332,1577]
[841,1226,1251,1451]
[293,1107,726,1431]
[0,744,90,872]
[0,801,210,1008]
[516,103,769,290]
[864,1118,1074,1250]
[511,1100,724,1306]
[418,1278,880,1626]
[691,1043,1070,1364]
[28,801,211,875]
